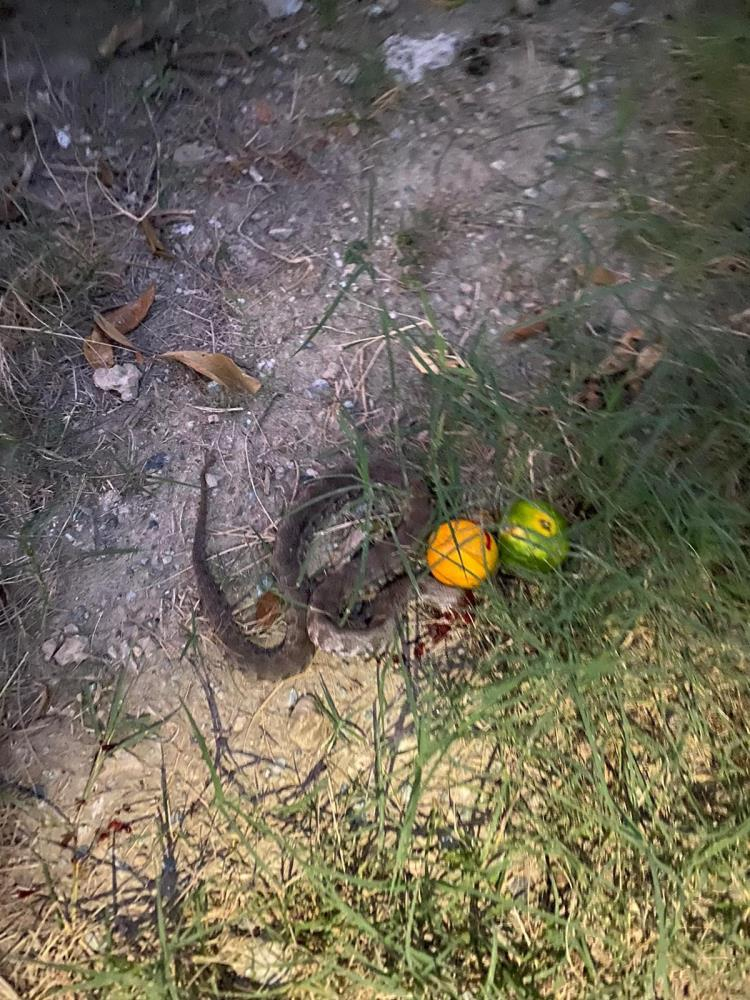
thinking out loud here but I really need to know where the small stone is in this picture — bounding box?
[268,226,294,241]
[216,75,228,88]
[610,1,633,14]
[93,363,141,402]
[560,68,586,103]
[453,304,467,321]
[143,452,169,473]
[522,187,538,199]
[42,639,59,662]
[56,128,71,149]
[54,635,88,667]
[288,694,331,751]
[490,158,507,172]
[556,131,582,149]
[63,623,79,635]
[557,46,577,68]
[459,282,473,295]
[307,378,332,399]
[173,141,218,166]
[207,414,220,424]
[594,166,611,181]
[367,0,398,18]
[205,473,220,489]
[261,0,302,17]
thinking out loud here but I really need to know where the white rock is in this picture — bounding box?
[56,128,71,149]
[173,141,218,166]
[205,472,220,489]
[490,158,508,172]
[93,363,141,402]
[42,638,59,662]
[556,131,582,149]
[262,0,302,16]
[54,635,88,667]
[383,33,462,85]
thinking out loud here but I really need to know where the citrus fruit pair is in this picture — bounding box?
[426,500,569,588]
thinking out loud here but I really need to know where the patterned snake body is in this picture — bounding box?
[193,455,459,678]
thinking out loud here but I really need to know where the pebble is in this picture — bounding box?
[268,226,294,241]
[42,639,58,662]
[63,623,79,635]
[261,0,302,17]
[556,131,582,149]
[205,473,220,489]
[288,694,331,752]
[93,363,141,402]
[453,304,467,321]
[367,0,398,17]
[594,166,611,181]
[459,282,473,295]
[143,452,169,473]
[54,635,88,667]
[559,68,586,103]
[610,1,633,14]
[307,378,332,399]
[490,158,507,172]
[173,141,218,166]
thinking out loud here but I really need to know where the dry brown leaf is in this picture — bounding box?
[729,307,750,334]
[577,328,662,409]
[254,591,282,628]
[597,328,644,376]
[504,318,548,343]
[83,284,155,370]
[98,15,144,58]
[93,314,144,364]
[254,99,275,124]
[161,351,262,394]
[100,283,156,336]
[96,159,115,187]
[139,217,172,259]
[410,344,466,375]
[83,326,115,369]
[574,264,630,286]
[590,265,629,286]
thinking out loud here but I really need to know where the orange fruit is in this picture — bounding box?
[426,519,499,589]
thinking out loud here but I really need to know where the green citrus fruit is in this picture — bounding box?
[498,499,569,573]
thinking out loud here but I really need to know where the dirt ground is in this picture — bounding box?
[0,0,701,991]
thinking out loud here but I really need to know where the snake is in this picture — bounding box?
[192,453,461,678]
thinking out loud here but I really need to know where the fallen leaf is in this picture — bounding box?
[139,217,172,259]
[706,254,750,274]
[98,15,144,58]
[93,314,144,364]
[504,317,548,343]
[577,328,662,409]
[96,159,115,187]
[632,343,664,380]
[729,307,750,333]
[99,283,156,336]
[254,99,275,124]
[83,326,115,369]
[254,591,282,628]
[597,328,644,377]
[410,343,467,375]
[575,264,630,286]
[161,351,262,394]
[83,284,155,370]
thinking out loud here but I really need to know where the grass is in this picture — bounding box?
[3,9,750,1000]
